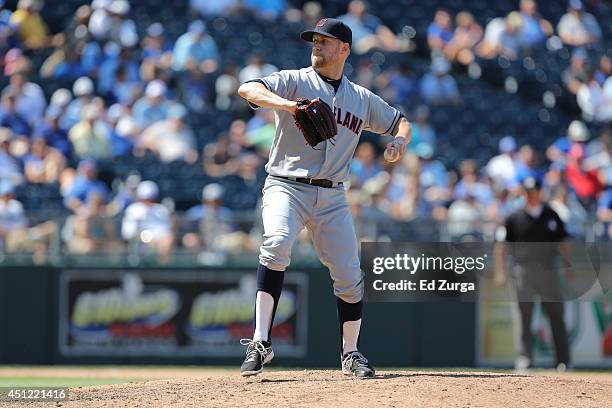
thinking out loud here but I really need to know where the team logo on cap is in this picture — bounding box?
[316,19,327,27]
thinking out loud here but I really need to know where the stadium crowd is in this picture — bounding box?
[0,0,610,262]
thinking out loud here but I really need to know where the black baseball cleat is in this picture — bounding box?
[341,351,375,378]
[240,339,274,377]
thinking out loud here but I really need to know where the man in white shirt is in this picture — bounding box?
[0,182,27,249]
[487,136,518,190]
[557,0,602,47]
[121,180,174,258]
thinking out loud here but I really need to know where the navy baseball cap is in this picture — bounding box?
[300,18,352,48]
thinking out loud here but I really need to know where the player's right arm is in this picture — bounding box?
[238,82,297,114]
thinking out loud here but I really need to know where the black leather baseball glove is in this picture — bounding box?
[292,98,338,148]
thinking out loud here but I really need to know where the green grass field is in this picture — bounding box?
[0,377,139,387]
[1,365,610,389]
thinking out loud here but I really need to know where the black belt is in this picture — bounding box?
[274,176,343,188]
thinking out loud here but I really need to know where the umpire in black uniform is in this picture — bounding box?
[494,177,572,371]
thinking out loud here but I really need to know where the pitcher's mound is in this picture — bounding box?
[61,370,612,407]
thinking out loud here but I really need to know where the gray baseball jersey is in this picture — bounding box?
[249,66,402,304]
[253,67,401,182]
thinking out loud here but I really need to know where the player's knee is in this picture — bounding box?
[259,234,293,270]
[333,278,364,304]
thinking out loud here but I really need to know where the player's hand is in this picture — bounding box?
[286,100,299,115]
[385,136,406,162]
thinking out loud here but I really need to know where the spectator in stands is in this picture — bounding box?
[40,107,72,159]
[0,0,15,51]
[62,159,109,211]
[514,144,543,184]
[239,53,278,84]
[105,0,138,48]
[97,42,140,94]
[227,119,250,152]
[0,87,31,137]
[235,153,263,188]
[448,191,483,241]
[454,159,495,206]
[39,5,92,80]
[64,76,95,130]
[337,0,410,55]
[415,144,450,220]
[562,48,591,95]
[557,0,602,48]
[387,155,419,220]
[410,105,436,153]
[546,120,590,169]
[88,0,111,41]
[566,143,602,209]
[172,20,219,74]
[577,68,612,123]
[107,172,140,215]
[486,136,518,190]
[189,0,239,18]
[69,102,112,159]
[47,88,71,120]
[110,65,143,106]
[110,115,138,157]
[585,127,610,170]
[0,181,55,261]
[141,23,172,65]
[121,180,174,258]
[374,63,418,108]
[178,61,210,112]
[498,12,524,60]
[444,11,482,65]
[596,169,612,240]
[7,70,46,129]
[0,182,26,250]
[203,133,241,177]
[215,63,241,111]
[420,57,461,106]
[3,48,29,77]
[138,104,197,163]
[594,55,610,87]
[517,0,552,48]
[427,9,453,56]
[67,190,119,254]
[23,136,65,184]
[351,142,383,188]
[132,80,172,128]
[56,4,91,51]
[246,109,275,152]
[0,128,23,185]
[183,183,239,253]
[10,0,50,50]
[476,16,506,59]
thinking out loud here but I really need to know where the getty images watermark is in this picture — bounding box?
[372,251,486,292]
[361,242,611,302]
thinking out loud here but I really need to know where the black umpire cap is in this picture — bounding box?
[300,18,352,48]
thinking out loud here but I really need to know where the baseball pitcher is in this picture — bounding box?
[237,18,413,378]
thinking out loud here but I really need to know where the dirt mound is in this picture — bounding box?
[24,370,612,408]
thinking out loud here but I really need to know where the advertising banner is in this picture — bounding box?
[59,270,308,357]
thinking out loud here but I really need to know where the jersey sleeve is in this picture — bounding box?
[243,70,297,110]
[364,91,401,136]
[258,70,296,99]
